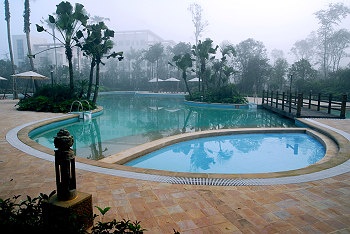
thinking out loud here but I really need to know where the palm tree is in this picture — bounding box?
[23,0,38,91]
[171,53,193,98]
[192,38,218,94]
[36,1,89,92]
[144,43,164,92]
[77,22,123,104]
[4,0,17,99]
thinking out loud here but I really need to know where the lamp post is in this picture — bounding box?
[289,74,293,94]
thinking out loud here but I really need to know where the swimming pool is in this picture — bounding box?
[125,132,325,173]
[30,92,296,159]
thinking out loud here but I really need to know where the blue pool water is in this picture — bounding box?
[31,93,296,160]
[126,133,325,173]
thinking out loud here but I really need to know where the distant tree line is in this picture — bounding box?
[1,1,350,103]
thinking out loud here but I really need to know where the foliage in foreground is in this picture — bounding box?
[16,84,96,113]
[0,191,180,233]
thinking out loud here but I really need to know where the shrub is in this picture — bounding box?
[186,84,247,104]
[0,192,180,233]
[16,84,96,113]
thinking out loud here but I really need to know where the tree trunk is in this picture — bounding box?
[92,62,100,104]
[5,0,17,99]
[183,70,192,99]
[87,59,95,100]
[66,44,74,92]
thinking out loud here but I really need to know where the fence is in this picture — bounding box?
[262,90,347,119]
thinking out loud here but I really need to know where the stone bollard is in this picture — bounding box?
[54,129,77,201]
[43,129,93,231]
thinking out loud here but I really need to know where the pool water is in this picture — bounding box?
[31,93,295,160]
[126,133,326,173]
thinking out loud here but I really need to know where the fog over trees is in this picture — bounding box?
[1,1,350,99]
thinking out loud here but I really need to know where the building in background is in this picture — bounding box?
[114,30,164,52]
[12,30,174,71]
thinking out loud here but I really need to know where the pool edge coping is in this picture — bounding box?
[6,111,350,186]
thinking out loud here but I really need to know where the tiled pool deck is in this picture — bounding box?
[1,99,349,233]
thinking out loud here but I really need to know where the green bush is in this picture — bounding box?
[0,191,148,234]
[16,84,96,113]
[1,191,182,233]
[186,84,248,104]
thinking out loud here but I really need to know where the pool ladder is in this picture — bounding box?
[69,100,92,121]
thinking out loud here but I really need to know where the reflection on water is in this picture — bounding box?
[126,133,325,174]
[32,94,295,159]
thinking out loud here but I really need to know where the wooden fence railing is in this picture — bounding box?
[262,90,347,119]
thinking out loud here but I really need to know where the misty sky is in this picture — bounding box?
[1,0,349,62]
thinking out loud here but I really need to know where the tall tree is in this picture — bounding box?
[144,43,164,92]
[171,53,193,98]
[234,38,270,95]
[212,43,235,88]
[171,42,192,56]
[328,29,350,72]
[269,58,289,91]
[126,48,143,90]
[289,59,317,93]
[192,38,218,93]
[41,18,59,78]
[23,0,38,91]
[188,3,208,46]
[290,33,317,63]
[314,2,350,78]
[188,3,208,91]
[36,1,89,92]
[77,22,123,104]
[4,0,17,99]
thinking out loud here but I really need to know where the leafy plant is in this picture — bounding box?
[0,191,56,233]
[91,206,146,234]
[1,192,181,233]
[186,84,248,104]
[16,84,96,113]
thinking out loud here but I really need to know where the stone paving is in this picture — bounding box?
[1,99,350,233]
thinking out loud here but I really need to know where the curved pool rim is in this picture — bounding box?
[8,110,350,185]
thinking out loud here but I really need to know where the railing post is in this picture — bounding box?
[317,93,321,111]
[289,92,292,113]
[297,93,303,117]
[266,90,269,104]
[308,91,312,109]
[282,92,285,110]
[262,90,265,104]
[340,94,347,119]
[270,91,273,106]
[328,94,332,114]
[276,91,279,108]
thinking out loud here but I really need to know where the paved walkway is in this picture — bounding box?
[1,99,349,233]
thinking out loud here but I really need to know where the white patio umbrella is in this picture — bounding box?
[11,71,49,80]
[188,77,200,82]
[164,77,180,82]
[148,78,164,82]
[11,71,49,94]
[0,77,8,99]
